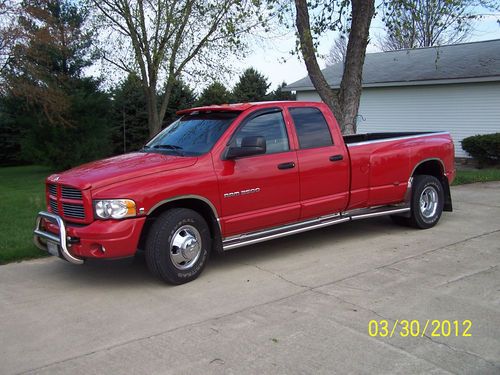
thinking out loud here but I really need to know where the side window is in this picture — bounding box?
[232,111,290,154]
[289,107,333,149]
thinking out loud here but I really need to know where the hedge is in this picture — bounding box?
[461,133,500,165]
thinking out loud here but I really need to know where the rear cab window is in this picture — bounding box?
[289,107,333,149]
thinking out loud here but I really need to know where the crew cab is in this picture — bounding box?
[34,101,455,284]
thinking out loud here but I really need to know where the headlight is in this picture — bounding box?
[94,199,136,219]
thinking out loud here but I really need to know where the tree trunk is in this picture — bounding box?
[336,0,375,135]
[294,0,375,135]
[145,86,161,137]
[294,0,338,112]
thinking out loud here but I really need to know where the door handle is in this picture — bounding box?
[329,154,344,162]
[278,162,295,170]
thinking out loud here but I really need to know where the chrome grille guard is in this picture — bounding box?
[33,211,84,265]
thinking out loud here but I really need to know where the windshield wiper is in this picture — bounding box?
[151,144,184,155]
[153,144,183,150]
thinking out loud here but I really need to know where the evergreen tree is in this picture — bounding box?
[0,94,26,166]
[20,78,112,169]
[111,73,148,154]
[162,79,196,126]
[232,67,270,102]
[110,76,196,155]
[196,82,232,106]
[267,82,296,101]
[3,0,112,169]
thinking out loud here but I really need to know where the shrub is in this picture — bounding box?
[461,133,500,165]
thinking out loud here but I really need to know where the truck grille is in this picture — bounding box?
[49,199,59,214]
[46,183,87,221]
[62,203,85,219]
[48,184,57,196]
[62,186,83,200]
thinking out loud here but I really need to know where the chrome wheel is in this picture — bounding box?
[419,186,438,219]
[169,225,202,270]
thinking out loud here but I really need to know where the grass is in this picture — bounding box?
[452,168,500,186]
[0,164,499,264]
[0,165,53,264]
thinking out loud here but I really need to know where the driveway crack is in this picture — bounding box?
[422,334,498,368]
[436,265,498,287]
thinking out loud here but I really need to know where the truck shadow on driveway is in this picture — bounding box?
[45,216,419,288]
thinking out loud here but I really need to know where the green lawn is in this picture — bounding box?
[452,168,500,186]
[0,165,53,264]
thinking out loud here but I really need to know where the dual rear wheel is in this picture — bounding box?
[391,174,445,229]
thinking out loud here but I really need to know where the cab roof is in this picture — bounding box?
[176,101,315,115]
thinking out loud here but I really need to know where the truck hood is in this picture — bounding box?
[48,152,197,190]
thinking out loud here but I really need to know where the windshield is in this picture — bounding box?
[144,112,240,156]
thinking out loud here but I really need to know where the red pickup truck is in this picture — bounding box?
[34,101,455,284]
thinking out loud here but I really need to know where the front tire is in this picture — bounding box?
[408,175,444,229]
[145,208,211,284]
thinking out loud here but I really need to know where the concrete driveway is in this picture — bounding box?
[1,182,499,375]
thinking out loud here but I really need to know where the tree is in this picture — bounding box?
[4,0,112,169]
[325,35,347,66]
[379,0,500,51]
[162,79,196,126]
[20,78,112,169]
[232,67,270,102]
[92,0,266,137]
[273,0,499,135]
[267,81,296,101]
[0,93,25,165]
[0,0,20,78]
[196,82,233,106]
[6,0,95,125]
[111,74,196,155]
[293,0,375,135]
[110,73,148,154]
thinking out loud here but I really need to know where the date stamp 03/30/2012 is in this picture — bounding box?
[368,320,472,338]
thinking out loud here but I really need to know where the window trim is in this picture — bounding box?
[223,107,291,159]
[288,106,334,150]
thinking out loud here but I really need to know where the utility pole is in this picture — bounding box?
[122,106,126,153]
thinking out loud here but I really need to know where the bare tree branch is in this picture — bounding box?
[92,0,265,136]
[325,34,347,66]
[378,0,496,51]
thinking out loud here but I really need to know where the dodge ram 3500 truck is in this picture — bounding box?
[34,101,455,284]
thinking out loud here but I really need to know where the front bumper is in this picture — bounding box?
[33,211,146,262]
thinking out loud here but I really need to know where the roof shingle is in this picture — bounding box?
[285,39,500,91]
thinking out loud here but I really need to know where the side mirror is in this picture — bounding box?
[225,136,266,159]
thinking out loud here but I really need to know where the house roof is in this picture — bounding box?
[285,39,500,91]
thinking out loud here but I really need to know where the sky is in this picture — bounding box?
[236,11,500,91]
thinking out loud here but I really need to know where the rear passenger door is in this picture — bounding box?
[288,107,349,219]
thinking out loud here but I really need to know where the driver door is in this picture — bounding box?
[216,109,300,237]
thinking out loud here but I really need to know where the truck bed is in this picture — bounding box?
[343,131,443,145]
[343,131,453,211]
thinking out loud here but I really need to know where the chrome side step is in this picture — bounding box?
[222,205,410,251]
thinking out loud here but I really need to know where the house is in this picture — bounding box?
[285,39,500,158]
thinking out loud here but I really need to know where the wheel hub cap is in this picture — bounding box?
[170,225,202,270]
[419,186,438,219]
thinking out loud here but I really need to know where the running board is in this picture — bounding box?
[222,206,410,251]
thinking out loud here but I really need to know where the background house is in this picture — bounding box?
[285,39,500,158]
